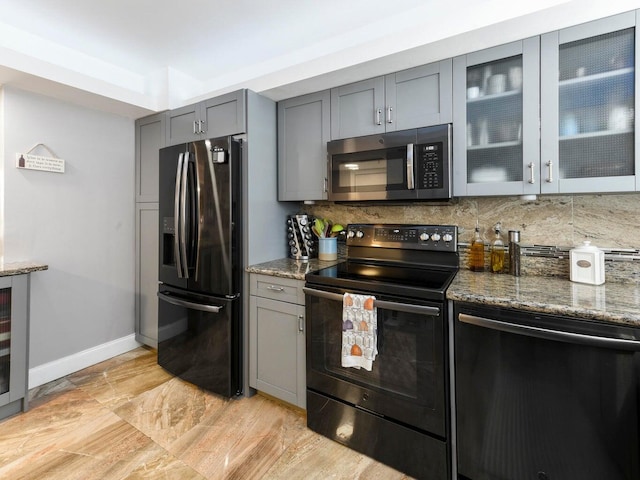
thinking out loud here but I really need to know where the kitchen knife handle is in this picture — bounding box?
[406,143,415,190]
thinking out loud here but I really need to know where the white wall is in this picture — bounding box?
[1,86,136,369]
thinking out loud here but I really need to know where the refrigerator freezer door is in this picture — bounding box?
[157,285,241,397]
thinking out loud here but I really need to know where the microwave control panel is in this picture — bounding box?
[416,142,444,189]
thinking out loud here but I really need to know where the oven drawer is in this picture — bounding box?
[250,274,304,304]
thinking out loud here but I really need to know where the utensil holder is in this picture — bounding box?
[318,237,338,261]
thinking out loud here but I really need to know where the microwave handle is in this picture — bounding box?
[406,143,415,190]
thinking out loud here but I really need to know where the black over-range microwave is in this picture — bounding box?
[327,124,452,202]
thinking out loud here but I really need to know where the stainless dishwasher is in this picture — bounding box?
[452,302,640,480]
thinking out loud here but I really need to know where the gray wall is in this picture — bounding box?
[2,86,135,368]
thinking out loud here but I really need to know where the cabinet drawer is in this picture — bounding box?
[250,274,304,304]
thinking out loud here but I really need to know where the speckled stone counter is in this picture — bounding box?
[246,256,344,280]
[448,269,640,327]
[0,261,48,277]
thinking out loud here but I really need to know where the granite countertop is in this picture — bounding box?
[448,269,640,327]
[0,261,48,277]
[246,256,343,281]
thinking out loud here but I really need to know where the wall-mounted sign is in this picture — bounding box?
[16,152,65,173]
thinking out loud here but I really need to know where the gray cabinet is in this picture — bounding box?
[454,11,638,197]
[330,59,452,139]
[540,11,639,194]
[453,38,540,197]
[166,90,246,146]
[277,90,330,201]
[249,274,306,409]
[135,204,159,348]
[0,275,29,420]
[135,112,166,203]
[134,112,165,347]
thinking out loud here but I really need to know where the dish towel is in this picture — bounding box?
[341,293,378,371]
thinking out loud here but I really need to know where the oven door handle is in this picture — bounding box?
[459,313,640,351]
[303,287,440,316]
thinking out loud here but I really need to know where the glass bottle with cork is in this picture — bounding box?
[468,221,485,272]
[490,222,505,273]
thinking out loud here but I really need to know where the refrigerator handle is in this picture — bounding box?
[193,149,202,281]
[174,153,185,278]
[179,152,190,278]
[158,291,223,313]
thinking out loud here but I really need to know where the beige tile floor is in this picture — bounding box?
[0,347,412,479]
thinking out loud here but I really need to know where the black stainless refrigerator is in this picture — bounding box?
[157,136,242,398]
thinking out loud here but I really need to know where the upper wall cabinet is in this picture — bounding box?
[540,11,639,194]
[330,59,452,140]
[453,38,541,197]
[278,90,330,201]
[166,90,246,146]
[454,11,638,197]
[135,112,166,203]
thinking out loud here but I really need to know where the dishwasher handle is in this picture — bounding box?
[459,313,640,351]
[303,286,440,317]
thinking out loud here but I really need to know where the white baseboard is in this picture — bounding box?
[28,334,143,389]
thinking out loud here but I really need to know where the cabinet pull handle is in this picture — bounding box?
[199,120,205,134]
[193,121,198,135]
[387,106,393,124]
[267,285,285,292]
[375,108,382,125]
[323,177,328,193]
[546,161,553,183]
[298,314,304,332]
[528,162,535,184]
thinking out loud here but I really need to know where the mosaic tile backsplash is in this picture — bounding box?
[301,193,640,284]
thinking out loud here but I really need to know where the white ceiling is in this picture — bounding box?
[0,0,637,118]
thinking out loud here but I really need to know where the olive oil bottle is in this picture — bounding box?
[469,222,485,272]
[490,222,505,273]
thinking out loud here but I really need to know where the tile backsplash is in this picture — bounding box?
[301,193,640,283]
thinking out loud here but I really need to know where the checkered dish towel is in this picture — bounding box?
[341,293,378,371]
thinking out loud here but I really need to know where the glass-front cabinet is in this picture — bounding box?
[453,38,540,196]
[454,12,638,197]
[541,12,638,194]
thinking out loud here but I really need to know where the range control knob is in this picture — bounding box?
[356,230,364,238]
[347,230,356,238]
[419,233,430,241]
[443,233,453,242]
[431,233,441,242]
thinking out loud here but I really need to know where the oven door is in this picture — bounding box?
[304,284,447,437]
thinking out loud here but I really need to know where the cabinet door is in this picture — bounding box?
[166,103,200,146]
[385,59,453,131]
[249,295,305,408]
[331,77,385,139]
[453,38,540,197]
[203,90,246,137]
[540,12,638,194]
[135,204,159,347]
[278,90,330,201]
[135,112,166,203]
